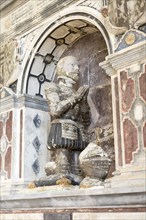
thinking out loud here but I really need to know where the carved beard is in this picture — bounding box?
[66,71,79,82]
[57,76,76,88]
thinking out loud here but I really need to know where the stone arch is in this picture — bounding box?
[19,10,113,96]
[19,11,115,173]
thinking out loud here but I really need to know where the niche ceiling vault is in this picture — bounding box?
[26,19,98,98]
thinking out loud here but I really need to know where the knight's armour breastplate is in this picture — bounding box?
[59,90,79,121]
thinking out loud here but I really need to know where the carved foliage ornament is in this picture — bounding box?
[0,39,22,88]
[78,0,102,11]
[0,40,15,86]
[108,0,146,29]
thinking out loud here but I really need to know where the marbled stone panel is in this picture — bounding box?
[6,111,12,142]
[114,77,122,166]
[5,146,12,179]
[44,213,71,220]
[0,120,3,138]
[0,111,13,179]
[143,122,146,148]
[120,71,135,113]
[123,119,138,164]
[139,66,146,102]
[23,108,49,181]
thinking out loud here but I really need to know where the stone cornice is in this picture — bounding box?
[0,186,145,210]
[0,94,48,112]
[100,41,146,76]
[0,0,78,41]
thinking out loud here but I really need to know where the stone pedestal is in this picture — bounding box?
[0,88,49,192]
[100,29,146,189]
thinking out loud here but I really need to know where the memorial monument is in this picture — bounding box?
[35,56,90,186]
[0,0,146,219]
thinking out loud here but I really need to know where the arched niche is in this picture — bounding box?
[20,11,113,96]
[21,14,115,176]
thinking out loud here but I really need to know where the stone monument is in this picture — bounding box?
[34,56,90,186]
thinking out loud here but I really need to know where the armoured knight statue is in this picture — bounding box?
[35,56,90,186]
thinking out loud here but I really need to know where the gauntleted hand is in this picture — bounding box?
[67,85,89,108]
[75,85,89,102]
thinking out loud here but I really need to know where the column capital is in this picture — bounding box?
[100,40,146,76]
[0,88,48,112]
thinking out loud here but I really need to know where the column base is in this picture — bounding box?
[105,163,146,189]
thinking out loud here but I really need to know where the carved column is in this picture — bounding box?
[100,30,146,188]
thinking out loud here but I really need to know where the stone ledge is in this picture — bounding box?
[0,212,146,220]
[0,94,48,112]
[100,41,146,76]
[1,185,146,210]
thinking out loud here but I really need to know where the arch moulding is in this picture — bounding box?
[19,5,114,95]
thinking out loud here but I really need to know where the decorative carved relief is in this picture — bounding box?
[101,1,146,37]
[0,40,22,88]
[77,0,102,11]
[115,29,146,51]
[107,0,146,29]
[32,136,41,153]
[32,159,40,175]
[101,6,128,35]
[33,114,41,128]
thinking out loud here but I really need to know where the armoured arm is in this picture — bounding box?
[45,83,89,118]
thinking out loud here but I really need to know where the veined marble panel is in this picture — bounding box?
[23,107,49,181]
[73,212,146,220]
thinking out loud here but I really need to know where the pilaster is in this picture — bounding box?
[0,88,49,192]
[100,30,146,188]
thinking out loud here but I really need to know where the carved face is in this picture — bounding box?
[56,56,79,82]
